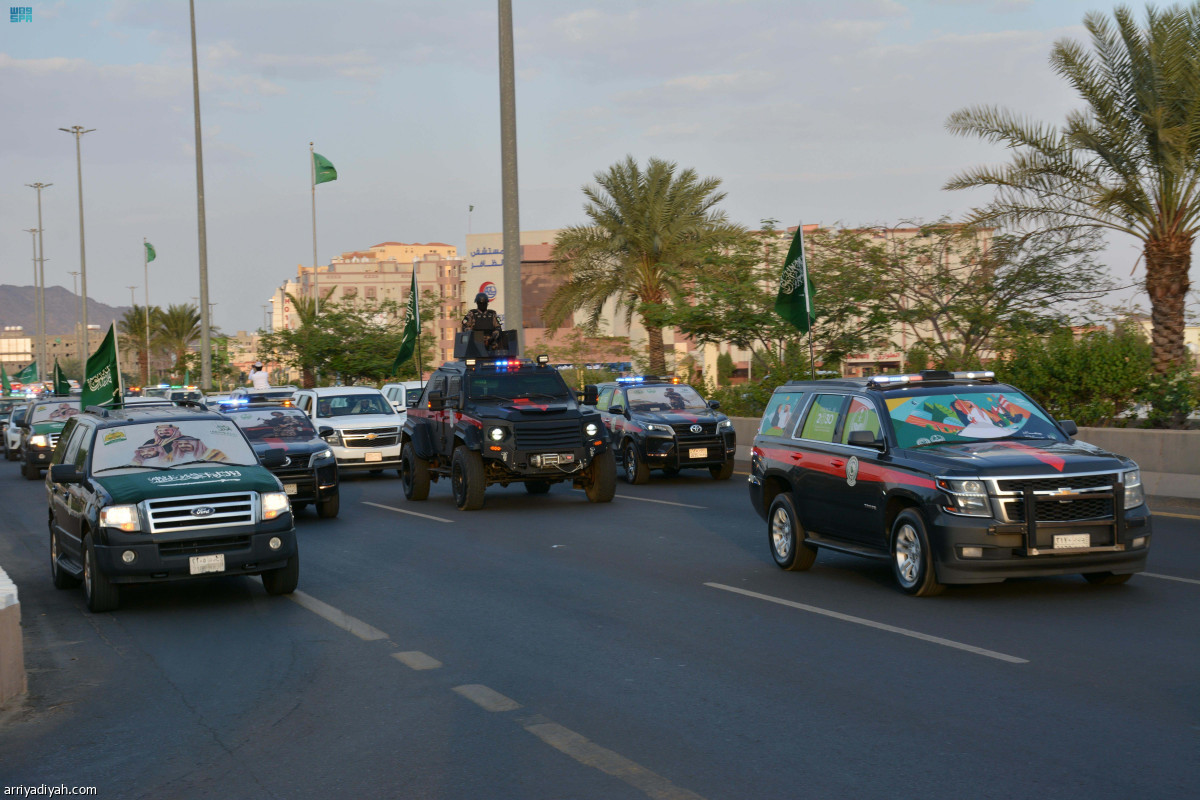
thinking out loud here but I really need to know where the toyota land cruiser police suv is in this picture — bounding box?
[401,355,617,510]
[45,403,298,612]
[749,370,1151,596]
[592,376,736,483]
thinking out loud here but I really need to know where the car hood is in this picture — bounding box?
[634,408,726,427]
[903,438,1134,477]
[93,464,282,504]
[320,414,399,430]
[32,420,67,436]
[465,399,584,421]
[250,438,328,458]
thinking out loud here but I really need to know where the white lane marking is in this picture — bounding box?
[392,651,443,670]
[1153,511,1200,521]
[615,494,706,509]
[1144,572,1200,586]
[288,591,388,641]
[452,684,522,712]
[705,583,1028,664]
[524,720,707,800]
[362,501,453,523]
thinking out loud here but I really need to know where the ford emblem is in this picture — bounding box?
[191,506,215,517]
[690,424,703,434]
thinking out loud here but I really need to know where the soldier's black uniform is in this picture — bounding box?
[462,293,503,350]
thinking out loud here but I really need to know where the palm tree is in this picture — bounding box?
[285,289,334,388]
[945,4,1200,375]
[158,303,202,381]
[545,156,742,374]
[117,305,161,386]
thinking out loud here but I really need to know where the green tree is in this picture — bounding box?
[117,304,162,386]
[157,303,202,382]
[716,351,735,385]
[946,4,1200,376]
[545,156,742,374]
[903,343,931,373]
[540,325,630,391]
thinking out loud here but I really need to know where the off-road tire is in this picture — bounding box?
[83,533,119,612]
[890,509,945,597]
[584,451,617,503]
[710,462,734,481]
[768,494,816,571]
[623,441,648,485]
[262,553,300,595]
[451,446,486,510]
[401,446,431,501]
[316,492,340,519]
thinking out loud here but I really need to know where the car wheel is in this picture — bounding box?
[890,509,944,597]
[50,527,79,589]
[710,462,734,481]
[83,534,119,612]
[316,492,340,519]
[623,441,648,485]
[768,494,816,571]
[22,460,40,480]
[1082,571,1133,586]
[401,446,431,501]
[262,552,300,595]
[4,443,15,461]
[451,446,486,510]
[525,480,552,494]
[584,450,617,503]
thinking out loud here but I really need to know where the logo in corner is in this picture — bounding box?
[10,6,32,23]
[846,456,859,487]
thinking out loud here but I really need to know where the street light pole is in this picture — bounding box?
[26,182,51,380]
[58,126,94,359]
[497,0,524,353]
[189,0,213,390]
[23,229,38,373]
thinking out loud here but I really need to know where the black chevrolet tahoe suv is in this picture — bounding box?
[749,370,1151,596]
[45,403,298,611]
[401,356,616,510]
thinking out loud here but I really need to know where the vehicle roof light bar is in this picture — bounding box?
[867,374,924,386]
[952,370,996,381]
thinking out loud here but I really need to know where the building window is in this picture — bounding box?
[365,287,377,300]
[343,286,358,299]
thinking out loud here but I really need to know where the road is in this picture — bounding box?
[1,464,1198,799]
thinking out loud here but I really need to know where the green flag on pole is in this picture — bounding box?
[392,268,421,373]
[1,364,11,395]
[14,361,37,383]
[774,225,816,334]
[145,241,156,262]
[52,359,71,396]
[313,152,337,185]
[81,324,122,409]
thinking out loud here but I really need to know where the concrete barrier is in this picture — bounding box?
[0,564,25,705]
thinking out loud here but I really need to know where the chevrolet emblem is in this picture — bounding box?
[366,433,377,441]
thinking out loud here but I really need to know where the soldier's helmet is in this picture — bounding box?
[474,292,489,307]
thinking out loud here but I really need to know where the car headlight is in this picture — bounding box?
[29,434,48,447]
[585,422,599,437]
[100,504,141,532]
[322,429,343,446]
[488,426,506,442]
[261,492,291,520]
[1124,469,1145,509]
[717,419,733,430]
[937,478,992,517]
[310,449,334,465]
[644,423,673,435]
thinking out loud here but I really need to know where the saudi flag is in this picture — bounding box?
[14,361,37,383]
[145,241,156,262]
[52,359,71,396]
[81,324,122,410]
[1,364,10,395]
[392,268,420,373]
[774,224,816,334]
[313,152,337,185]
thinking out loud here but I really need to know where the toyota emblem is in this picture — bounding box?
[689,424,703,434]
[191,506,215,517]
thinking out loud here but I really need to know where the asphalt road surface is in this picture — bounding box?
[1,464,1198,799]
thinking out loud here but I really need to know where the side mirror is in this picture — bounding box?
[707,399,721,410]
[261,449,287,469]
[406,395,420,408]
[49,464,82,484]
[609,404,626,417]
[318,425,334,439]
[1059,419,1078,437]
[848,430,886,450]
[582,385,599,406]
[427,391,445,411]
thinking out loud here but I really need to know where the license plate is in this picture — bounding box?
[365,452,383,462]
[1053,534,1091,549]
[189,553,225,575]
[688,448,707,459]
[284,483,298,495]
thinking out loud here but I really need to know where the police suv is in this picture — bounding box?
[401,354,616,510]
[45,402,298,612]
[749,370,1151,596]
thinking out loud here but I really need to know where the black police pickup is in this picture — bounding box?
[401,355,617,510]
[224,405,340,518]
[593,377,736,483]
[749,370,1151,596]
[17,398,83,480]
[45,403,298,611]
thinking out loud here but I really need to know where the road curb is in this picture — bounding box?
[0,563,26,706]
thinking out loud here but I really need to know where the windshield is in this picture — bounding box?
[315,394,393,417]
[467,372,572,400]
[32,402,82,424]
[886,390,1065,448]
[625,384,706,412]
[247,389,295,401]
[227,408,317,442]
[9,406,27,422]
[93,420,257,471]
[169,391,204,402]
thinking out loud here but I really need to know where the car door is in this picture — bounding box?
[64,422,96,554]
[827,395,886,545]
[49,420,84,553]
[793,394,850,536]
[594,386,616,443]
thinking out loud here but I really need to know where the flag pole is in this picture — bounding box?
[798,221,815,378]
[311,142,319,316]
[143,237,150,386]
[414,271,424,381]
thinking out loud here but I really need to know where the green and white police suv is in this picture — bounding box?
[45,403,298,612]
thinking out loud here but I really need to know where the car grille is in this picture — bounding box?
[342,427,398,448]
[145,492,256,533]
[159,535,251,557]
[47,433,60,448]
[671,422,718,437]
[1004,497,1114,523]
[514,420,582,450]
[996,474,1113,494]
[678,438,725,460]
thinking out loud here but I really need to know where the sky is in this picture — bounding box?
[0,0,1152,334]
